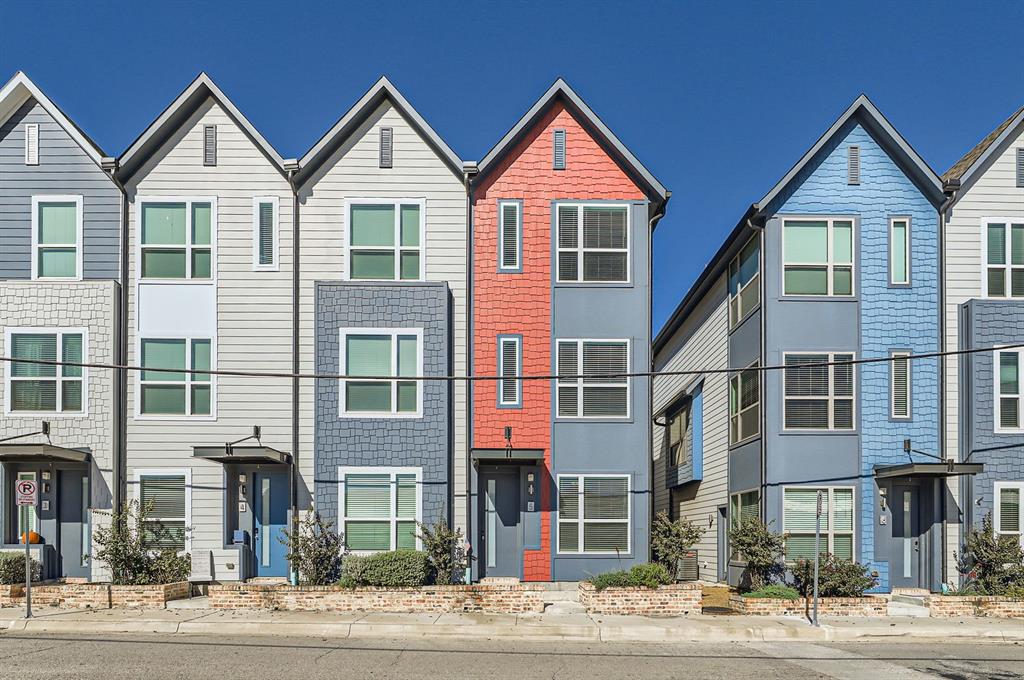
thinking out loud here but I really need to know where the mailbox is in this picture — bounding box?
[232,530,249,546]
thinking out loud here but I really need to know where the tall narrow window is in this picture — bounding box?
[847,145,860,184]
[783,487,854,561]
[339,468,420,552]
[729,490,759,559]
[557,475,629,553]
[139,338,213,416]
[783,218,854,296]
[32,197,82,280]
[784,353,855,430]
[984,222,1024,298]
[667,401,693,467]
[556,204,630,283]
[1017,148,1024,188]
[498,201,521,271]
[729,236,760,327]
[556,339,629,418]
[203,125,217,166]
[140,200,213,280]
[379,127,393,168]
[139,474,187,550]
[253,197,278,270]
[348,201,422,280]
[552,129,566,170]
[497,335,521,407]
[340,329,421,416]
[24,123,39,165]
[995,483,1023,547]
[729,361,760,443]
[890,218,910,285]
[996,348,1024,431]
[891,351,910,419]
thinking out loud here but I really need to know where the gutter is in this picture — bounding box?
[101,157,127,511]
[647,194,669,562]
[937,179,959,588]
[462,161,477,577]
[284,159,301,580]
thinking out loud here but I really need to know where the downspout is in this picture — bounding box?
[746,213,767,528]
[648,194,669,562]
[284,160,301,579]
[937,180,959,588]
[462,162,477,573]
[102,158,127,512]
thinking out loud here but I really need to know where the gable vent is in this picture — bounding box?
[553,129,566,170]
[379,127,393,168]
[203,125,217,166]
[500,202,520,270]
[24,123,39,165]
[847,145,860,185]
[258,202,275,266]
[1017,148,1024,188]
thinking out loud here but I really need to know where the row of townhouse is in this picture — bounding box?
[654,96,1024,592]
[0,71,667,583]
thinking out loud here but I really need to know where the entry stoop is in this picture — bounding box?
[540,582,586,615]
[888,589,931,617]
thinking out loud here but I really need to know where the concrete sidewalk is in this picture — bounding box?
[1,606,1021,643]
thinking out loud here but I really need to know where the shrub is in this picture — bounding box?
[417,520,469,585]
[744,584,799,600]
[150,550,191,585]
[729,518,786,592]
[280,512,345,585]
[0,553,42,584]
[339,550,430,588]
[792,554,877,597]
[91,500,191,585]
[955,514,1024,596]
[650,511,704,580]
[589,563,672,591]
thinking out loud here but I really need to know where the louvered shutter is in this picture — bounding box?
[203,125,217,166]
[999,488,1021,533]
[581,341,628,417]
[847,145,860,184]
[500,203,520,269]
[553,129,566,169]
[499,337,520,405]
[258,201,274,266]
[1017,148,1024,188]
[557,342,579,417]
[379,127,393,168]
[24,123,39,165]
[891,353,910,418]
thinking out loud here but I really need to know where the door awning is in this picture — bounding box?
[0,443,90,463]
[874,462,983,479]
[471,448,545,463]
[193,446,292,465]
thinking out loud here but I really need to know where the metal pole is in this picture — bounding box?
[23,506,32,619]
[812,490,822,627]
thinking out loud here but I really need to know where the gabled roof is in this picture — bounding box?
[0,71,107,167]
[474,79,669,208]
[118,72,289,182]
[942,103,1024,186]
[755,94,944,210]
[295,76,463,186]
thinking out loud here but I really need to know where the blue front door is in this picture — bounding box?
[253,472,289,577]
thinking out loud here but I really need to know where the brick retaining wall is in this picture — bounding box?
[729,594,887,617]
[0,582,189,610]
[928,595,1024,618]
[577,582,701,617]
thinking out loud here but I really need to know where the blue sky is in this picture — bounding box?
[3,1,1023,332]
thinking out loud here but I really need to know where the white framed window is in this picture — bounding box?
[729,361,760,444]
[729,489,760,560]
[557,474,630,554]
[729,236,760,327]
[134,469,191,551]
[994,482,1023,548]
[497,335,521,408]
[137,197,215,281]
[783,487,855,562]
[137,336,214,418]
[338,467,421,552]
[15,472,38,537]
[498,200,521,271]
[891,351,911,419]
[31,195,82,280]
[782,217,854,296]
[555,339,630,418]
[889,217,910,285]
[24,123,38,165]
[340,328,422,417]
[555,203,630,283]
[252,196,279,271]
[346,199,424,281]
[4,328,87,416]
[783,352,855,431]
[982,220,1024,298]
[995,347,1024,432]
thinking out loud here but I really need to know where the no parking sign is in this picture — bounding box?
[16,479,37,506]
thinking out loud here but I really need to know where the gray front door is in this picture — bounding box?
[58,470,89,579]
[890,484,924,590]
[479,468,521,578]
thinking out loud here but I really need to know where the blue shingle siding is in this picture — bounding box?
[313,282,451,530]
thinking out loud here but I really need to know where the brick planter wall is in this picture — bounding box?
[577,582,702,617]
[208,583,545,614]
[110,582,190,609]
[0,582,189,610]
[729,593,887,617]
[928,595,1024,619]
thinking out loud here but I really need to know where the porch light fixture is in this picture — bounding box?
[504,426,513,458]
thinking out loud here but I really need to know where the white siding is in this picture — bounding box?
[652,273,730,582]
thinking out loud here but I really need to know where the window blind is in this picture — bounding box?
[258,202,274,266]
[999,488,1020,533]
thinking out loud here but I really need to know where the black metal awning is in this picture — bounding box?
[193,446,292,465]
[874,462,984,479]
[0,443,90,463]
[471,448,545,463]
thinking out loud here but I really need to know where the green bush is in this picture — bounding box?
[729,518,786,592]
[650,511,704,580]
[281,512,345,585]
[91,500,192,585]
[589,563,672,591]
[339,550,430,588]
[0,553,42,584]
[417,520,469,585]
[150,550,191,584]
[792,554,877,597]
[955,514,1024,595]
[743,584,799,600]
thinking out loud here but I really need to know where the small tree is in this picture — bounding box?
[730,517,786,592]
[280,512,345,585]
[956,514,1024,595]
[650,511,704,579]
[91,500,190,585]
[417,520,470,584]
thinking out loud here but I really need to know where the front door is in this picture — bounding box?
[58,470,89,579]
[479,468,521,578]
[253,472,289,578]
[890,484,925,589]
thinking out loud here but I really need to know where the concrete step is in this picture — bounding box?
[166,596,211,610]
[539,581,580,592]
[543,590,580,603]
[887,600,930,617]
[543,601,587,615]
[891,593,929,607]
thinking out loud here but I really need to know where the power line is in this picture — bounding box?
[0,341,1019,382]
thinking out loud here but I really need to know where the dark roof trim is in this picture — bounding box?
[873,462,983,479]
[296,75,463,186]
[0,443,90,463]
[193,445,291,465]
[652,377,705,421]
[470,448,545,462]
[942,104,1024,187]
[473,78,668,208]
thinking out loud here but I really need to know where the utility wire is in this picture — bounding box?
[0,341,1020,382]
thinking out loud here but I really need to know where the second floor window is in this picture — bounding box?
[7,330,84,414]
[340,329,421,416]
[33,197,81,280]
[984,222,1024,298]
[140,201,213,280]
[139,338,212,416]
[729,236,760,327]
[556,339,629,418]
[996,348,1023,432]
[667,401,692,467]
[783,218,854,296]
[348,201,422,281]
[556,204,630,283]
[784,353,855,430]
[729,362,760,444]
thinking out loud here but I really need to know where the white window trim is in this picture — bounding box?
[24,123,39,166]
[339,327,424,419]
[994,481,1024,547]
[729,360,760,444]
[555,473,632,556]
[782,351,857,432]
[343,198,426,282]
[497,200,521,271]
[994,346,1024,433]
[252,195,280,272]
[132,468,192,553]
[555,338,632,420]
[337,466,423,554]
[134,196,218,285]
[4,327,89,417]
[890,351,911,420]
[31,195,83,281]
[729,488,761,563]
[889,216,911,285]
[980,218,1024,299]
[781,485,856,562]
[555,202,632,284]
[134,334,217,421]
[781,216,856,297]
[497,335,522,407]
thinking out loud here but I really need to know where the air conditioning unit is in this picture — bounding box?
[676,550,698,582]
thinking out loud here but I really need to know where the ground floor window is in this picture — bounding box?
[338,467,421,552]
[729,489,759,560]
[782,486,854,561]
[137,472,188,551]
[557,474,630,554]
[995,482,1023,547]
